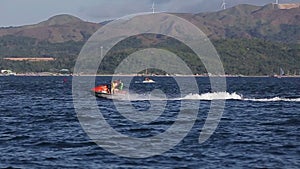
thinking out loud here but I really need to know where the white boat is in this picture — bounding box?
[276,68,285,78]
[280,68,285,77]
[271,67,285,78]
[142,77,155,83]
[1,69,16,76]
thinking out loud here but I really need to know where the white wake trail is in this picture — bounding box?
[117,92,299,102]
[180,92,300,102]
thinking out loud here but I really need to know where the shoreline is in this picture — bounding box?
[1,73,300,78]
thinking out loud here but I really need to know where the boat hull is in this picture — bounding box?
[92,84,127,100]
[94,92,128,100]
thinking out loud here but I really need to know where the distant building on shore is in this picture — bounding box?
[3,57,55,62]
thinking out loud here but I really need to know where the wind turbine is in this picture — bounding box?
[152,0,155,14]
[221,0,226,10]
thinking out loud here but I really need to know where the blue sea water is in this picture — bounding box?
[0,76,299,168]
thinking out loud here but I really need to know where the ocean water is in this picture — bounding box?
[0,76,299,168]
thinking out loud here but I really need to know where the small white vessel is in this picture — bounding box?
[142,77,155,83]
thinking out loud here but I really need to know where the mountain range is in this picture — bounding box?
[0,3,299,43]
[178,3,300,43]
[0,3,299,75]
[0,14,101,43]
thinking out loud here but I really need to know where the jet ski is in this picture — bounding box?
[91,84,127,100]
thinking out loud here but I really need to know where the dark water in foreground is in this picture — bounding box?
[0,76,299,168]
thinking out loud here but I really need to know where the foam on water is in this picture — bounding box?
[180,92,242,100]
[181,92,300,102]
[244,97,300,102]
[121,92,300,102]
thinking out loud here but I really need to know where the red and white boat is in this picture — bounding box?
[91,84,127,99]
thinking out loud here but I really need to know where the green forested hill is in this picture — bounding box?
[214,39,300,75]
[0,35,83,72]
[1,34,298,75]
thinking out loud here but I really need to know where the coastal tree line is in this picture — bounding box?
[0,35,299,75]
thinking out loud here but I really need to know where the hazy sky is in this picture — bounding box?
[1,0,300,27]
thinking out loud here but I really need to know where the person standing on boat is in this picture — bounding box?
[116,80,124,91]
[111,80,118,94]
[111,80,123,94]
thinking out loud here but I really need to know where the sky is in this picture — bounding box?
[1,0,300,27]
